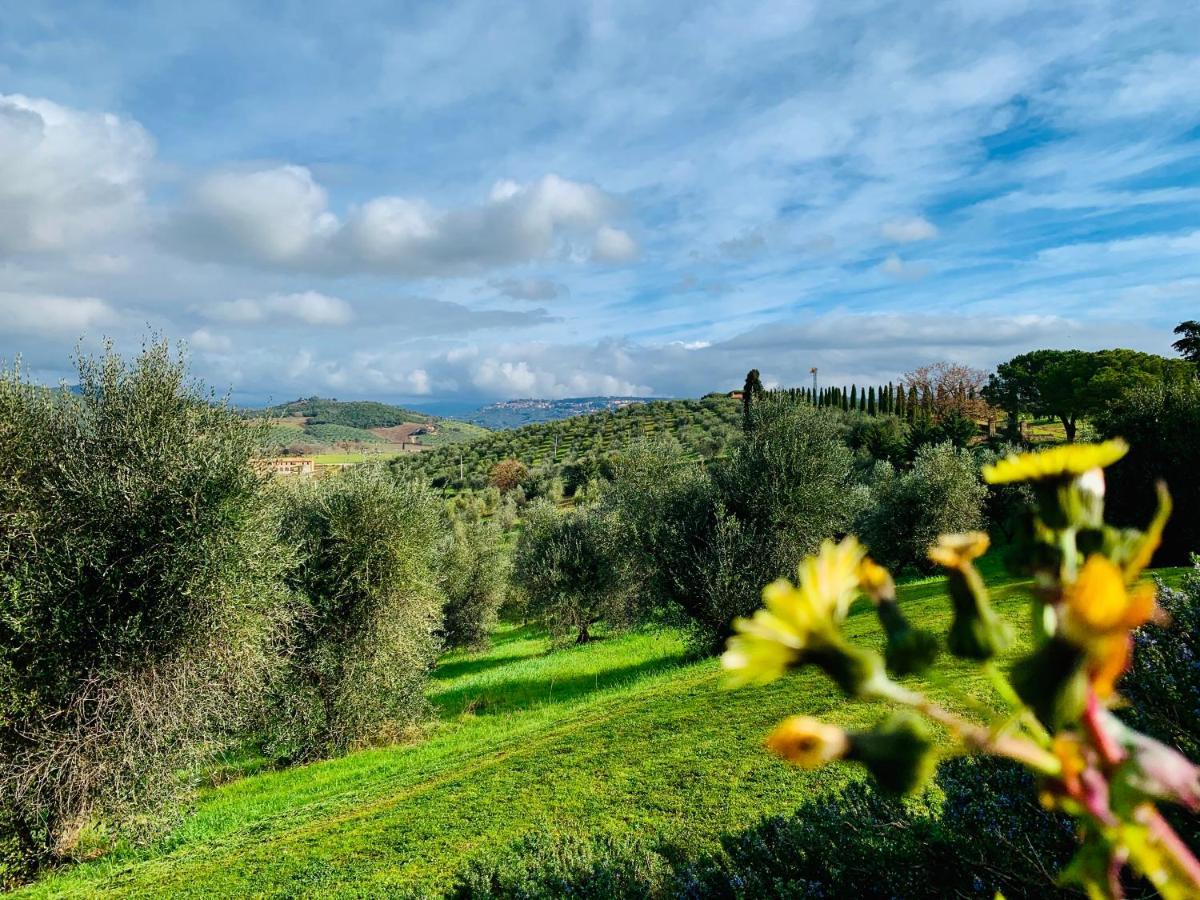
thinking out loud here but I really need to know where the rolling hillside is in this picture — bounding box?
[393,394,742,488]
[245,397,490,460]
[22,562,1186,898]
[464,396,667,430]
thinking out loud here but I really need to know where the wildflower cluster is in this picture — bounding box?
[723,439,1200,899]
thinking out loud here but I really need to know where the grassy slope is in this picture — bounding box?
[22,563,1187,898]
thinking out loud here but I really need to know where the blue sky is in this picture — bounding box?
[1,1,1197,405]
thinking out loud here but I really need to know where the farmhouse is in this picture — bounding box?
[253,457,315,476]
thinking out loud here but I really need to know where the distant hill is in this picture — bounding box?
[253,396,435,428]
[463,396,667,430]
[393,394,742,490]
[243,396,488,458]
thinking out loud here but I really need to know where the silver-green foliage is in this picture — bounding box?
[857,441,988,573]
[441,519,507,650]
[271,466,445,759]
[0,342,290,871]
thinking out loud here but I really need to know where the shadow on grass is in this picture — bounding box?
[433,624,548,682]
[431,653,691,717]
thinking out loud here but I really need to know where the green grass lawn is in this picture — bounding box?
[19,563,1188,898]
[311,451,405,465]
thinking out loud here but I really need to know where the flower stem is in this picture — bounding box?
[983,661,1053,748]
[872,680,1061,776]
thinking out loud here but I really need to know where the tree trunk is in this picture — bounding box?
[1062,416,1077,443]
[576,623,592,644]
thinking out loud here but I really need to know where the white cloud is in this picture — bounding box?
[206,291,354,326]
[881,216,938,243]
[878,253,930,279]
[0,292,116,336]
[406,368,432,395]
[470,357,648,397]
[173,165,339,265]
[0,95,152,255]
[172,168,633,276]
[591,225,639,263]
[188,328,233,353]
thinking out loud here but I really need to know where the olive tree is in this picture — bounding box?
[510,501,630,643]
[0,342,290,873]
[272,466,445,759]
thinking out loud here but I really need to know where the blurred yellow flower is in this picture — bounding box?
[858,557,895,604]
[1061,554,1158,698]
[723,537,866,686]
[928,532,990,570]
[981,439,1128,485]
[766,715,849,768]
[1064,555,1155,635]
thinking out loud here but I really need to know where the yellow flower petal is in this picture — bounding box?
[928,531,990,570]
[722,537,868,687]
[858,557,895,604]
[1065,555,1135,633]
[722,630,799,687]
[981,439,1128,485]
[766,715,849,767]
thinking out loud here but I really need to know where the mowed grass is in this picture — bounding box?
[20,562,1188,899]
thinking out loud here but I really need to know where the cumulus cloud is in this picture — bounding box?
[881,217,938,243]
[205,291,354,326]
[591,225,640,263]
[0,292,116,336]
[470,356,649,397]
[0,95,152,255]
[188,328,233,353]
[172,166,338,266]
[171,169,634,276]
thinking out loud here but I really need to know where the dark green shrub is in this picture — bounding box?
[602,402,857,650]
[441,519,506,650]
[857,442,987,573]
[1121,561,1200,762]
[845,413,910,464]
[510,501,630,643]
[447,758,1080,900]
[976,442,1036,540]
[713,398,856,550]
[271,466,444,759]
[448,830,678,899]
[1095,377,1200,564]
[0,343,289,875]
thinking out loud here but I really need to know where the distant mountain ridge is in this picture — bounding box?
[463,396,668,430]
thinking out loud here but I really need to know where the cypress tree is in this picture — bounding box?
[742,368,763,432]
[867,385,877,416]
[895,384,906,419]
[907,385,918,422]
[850,385,858,411]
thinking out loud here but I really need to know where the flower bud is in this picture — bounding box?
[1011,636,1088,730]
[876,600,939,676]
[806,638,888,698]
[847,713,936,795]
[766,716,850,768]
